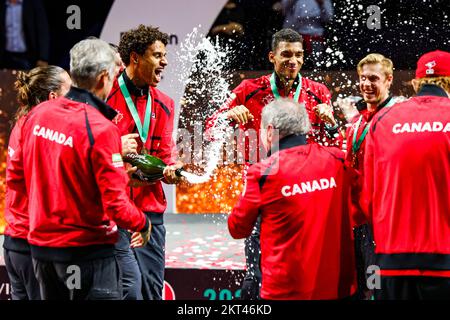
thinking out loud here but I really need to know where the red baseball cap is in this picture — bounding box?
[415,50,450,78]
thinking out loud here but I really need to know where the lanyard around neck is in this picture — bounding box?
[352,97,396,154]
[270,72,302,102]
[118,74,152,144]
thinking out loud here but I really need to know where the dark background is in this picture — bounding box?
[40,0,450,71]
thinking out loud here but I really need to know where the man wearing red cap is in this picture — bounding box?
[361,50,450,299]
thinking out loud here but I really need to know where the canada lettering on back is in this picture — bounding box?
[32,125,74,148]
[281,177,337,197]
[392,121,450,134]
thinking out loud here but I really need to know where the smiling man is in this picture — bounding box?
[106,25,181,300]
[345,53,395,299]
[206,28,339,300]
[207,28,339,149]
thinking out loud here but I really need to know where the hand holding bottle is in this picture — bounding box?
[163,161,184,184]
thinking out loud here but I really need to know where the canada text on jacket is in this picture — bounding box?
[33,125,74,148]
[392,122,450,134]
[281,177,337,197]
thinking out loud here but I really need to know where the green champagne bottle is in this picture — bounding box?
[123,153,183,182]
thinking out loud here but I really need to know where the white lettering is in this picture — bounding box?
[64,136,73,148]
[411,122,421,132]
[38,127,46,137]
[32,125,74,148]
[433,122,443,131]
[330,177,337,188]
[281,186,291,197]
[393,122,450,134]
[292,184,302,196]
[301,181,311,193]
[401,123,411,133]
[282,178,337,197]
[311,180,321,192]
[445,122,450,132]
[320,178,330,189]
[421,122,432,132]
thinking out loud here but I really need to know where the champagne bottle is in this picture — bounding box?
[123,153,183,182]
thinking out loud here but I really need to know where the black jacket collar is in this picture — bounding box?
[417,84,449,98]
[122,69,149,97]
[274,73,301,94]
[355,95,394,112]
[65,86,117,121]
[268,134,307,156]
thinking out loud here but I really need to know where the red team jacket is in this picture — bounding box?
[345,96,395,225]
[205,74,340,159]
[4,117,29,244]
[6,87,148,257]
[361,85,450,277]
[228,135,357,299]
[107,71,176,215]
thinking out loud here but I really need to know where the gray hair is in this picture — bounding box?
[69,38,116,90]
[262,98,311,137]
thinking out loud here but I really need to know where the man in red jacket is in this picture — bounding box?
[362,50,450,299]
[106,25,181,300]
[206,28,339,300]
[345,53,395,299]
[7,38,151,300]
[228,98,357,300]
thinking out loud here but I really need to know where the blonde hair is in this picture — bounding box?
[357,53,394,77]
[414,76,450,93]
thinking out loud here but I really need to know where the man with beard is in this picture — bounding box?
[107,25,182,300]
[206,28,339,299]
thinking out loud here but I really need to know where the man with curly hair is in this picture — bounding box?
[107,24,182,300]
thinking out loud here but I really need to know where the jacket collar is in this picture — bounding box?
[122,69,149,97]
[268,134,307,156]
[356,95,394,112]
[274,73,301,94]
[65,86,117,121]
[417,84,449,98]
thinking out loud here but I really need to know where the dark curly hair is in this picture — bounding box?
[118,24,169,66]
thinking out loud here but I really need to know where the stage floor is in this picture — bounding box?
[0,213,246,270]
[165,213,245,270]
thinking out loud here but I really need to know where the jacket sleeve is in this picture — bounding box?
[91,126,148,232]
[228,167,261,239]
[156,98,177,165]
[6,120,27,196]
[6,130,26,197]
[204,84,246,141]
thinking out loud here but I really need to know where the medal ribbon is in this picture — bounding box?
[352,97,396,154]
[118,74,152,143]
[270,72,302,102]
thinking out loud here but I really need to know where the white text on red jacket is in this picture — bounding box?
[392,122,450,134]
[33,125,74,148]
[281,177,337,197]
